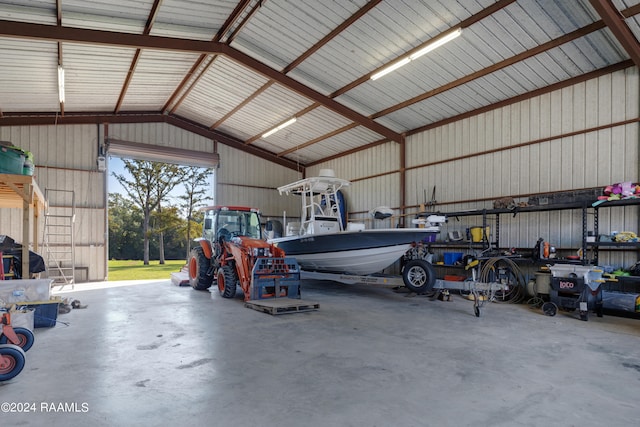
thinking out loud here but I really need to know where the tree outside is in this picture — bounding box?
[109,158,213,264]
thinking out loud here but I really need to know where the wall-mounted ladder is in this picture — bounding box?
[43,189,75,289]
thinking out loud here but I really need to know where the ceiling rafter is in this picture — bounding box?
[252,0,516,154]
[224,0,384,141]
[277,123,358,157]
[372,20,607,119]
[588,0,640,68]
[114,0,163,113]
[56,0,63,116]
[164,0,255,114]
[407,60,634,136]
[0,110,302,171]
[244,103,317,145]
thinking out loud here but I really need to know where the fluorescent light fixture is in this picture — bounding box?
[409,28,462,60]
[57,65,65,103]
[371,58,410,81]
[370,28,462,81]
[262,117,297,138]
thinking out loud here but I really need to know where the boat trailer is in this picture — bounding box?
[301,257,511,317]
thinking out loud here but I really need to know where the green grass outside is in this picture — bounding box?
[108,259,186,281]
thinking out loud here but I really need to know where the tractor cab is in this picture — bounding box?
[202,206,263,243]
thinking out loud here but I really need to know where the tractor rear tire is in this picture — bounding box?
[189,247,214,291]
[217,265,238,299]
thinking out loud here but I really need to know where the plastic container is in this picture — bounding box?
[443,252,463,265]
[470,226,490,242]
[9,308,34,331]
[0,146,25,174]
[22,160,34,176]
[23,300,60,328]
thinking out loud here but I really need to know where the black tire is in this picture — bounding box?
[402,259,436,293]
[0,344,26,381]
[0,327,35,352]
[217,264,238,299]
[188,247,214,291]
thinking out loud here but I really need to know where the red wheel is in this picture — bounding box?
[0,344,26,381]
[0,327,35,352]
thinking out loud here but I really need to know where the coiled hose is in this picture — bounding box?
[478,257,527,304]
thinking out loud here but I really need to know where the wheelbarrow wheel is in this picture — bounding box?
[0,327,35,352]
[0,344,26,382]
[542,302,557,316]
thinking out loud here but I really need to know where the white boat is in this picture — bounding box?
[268,170,444,276]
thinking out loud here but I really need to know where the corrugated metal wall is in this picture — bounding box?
[0,124,106,281]
[215,143,301,222]
[108,122,214,153]
[309,67,640,268]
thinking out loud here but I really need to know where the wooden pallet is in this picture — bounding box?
[244,298,319,315]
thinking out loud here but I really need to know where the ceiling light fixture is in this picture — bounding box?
[57,65,65,103]
[409,28,462,60]
[370,58,411,81]
[370,28,462,81]
[262,117,297,138]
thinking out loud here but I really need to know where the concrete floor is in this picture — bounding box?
[1,278,639,427]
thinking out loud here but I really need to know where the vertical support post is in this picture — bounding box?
[22,183,31,278]
[399,135,406,227]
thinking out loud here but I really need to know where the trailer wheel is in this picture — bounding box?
[217,265,238,299]
[189,247,214,290]
[0,327,35,352]
[0,344,26,382]
[402,259,436,293]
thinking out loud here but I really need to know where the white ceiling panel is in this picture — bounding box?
[62,44,135,111]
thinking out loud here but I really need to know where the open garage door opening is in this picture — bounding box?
[106,139,217,276]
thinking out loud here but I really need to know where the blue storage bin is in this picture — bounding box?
[443,252,463,265]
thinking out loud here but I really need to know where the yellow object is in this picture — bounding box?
[470,226,490,242]
[614,231,637,242]
[464,293,487,301]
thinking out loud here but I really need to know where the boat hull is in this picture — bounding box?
[269,229,436,275]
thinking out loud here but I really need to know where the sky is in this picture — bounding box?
[107,156,215,206]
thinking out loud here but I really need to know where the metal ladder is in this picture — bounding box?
[43,189,75,289]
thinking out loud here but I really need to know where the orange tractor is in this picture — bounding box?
[188,206,300,301]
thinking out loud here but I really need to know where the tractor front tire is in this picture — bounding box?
[189,247,214,291]
[217,265,238,299]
